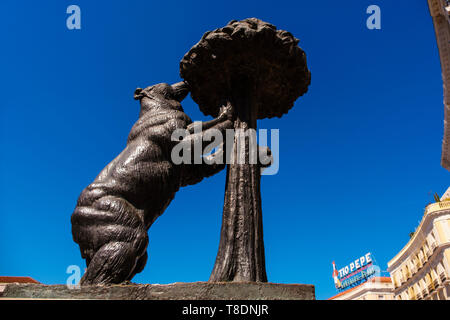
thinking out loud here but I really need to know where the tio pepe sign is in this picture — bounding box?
[332,253,376,291]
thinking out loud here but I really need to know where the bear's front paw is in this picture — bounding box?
[218,102,233,121]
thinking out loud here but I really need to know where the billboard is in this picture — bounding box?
[332,253,377,291]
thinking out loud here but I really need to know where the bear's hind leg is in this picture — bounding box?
[126,251,148,281]
[80,241,140,285]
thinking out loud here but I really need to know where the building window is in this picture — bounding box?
[415,255,422,269]
[423,244,431,258]
[393,275,399,288]
[409,286,416,300]
[437,262,447,282]
[419,249,425,264]
[431,268,439,288]
[426,273,434,292]
[428,232,437,249]
[420,279,428,298]
[405,264,411,278]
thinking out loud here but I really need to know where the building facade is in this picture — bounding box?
[428,0,450,170]
[328,277,394,300]
[387,188,450,300]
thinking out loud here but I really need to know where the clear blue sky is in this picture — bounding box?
[0,0,448,300]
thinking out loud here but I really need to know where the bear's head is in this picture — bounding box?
[134,82,189,103]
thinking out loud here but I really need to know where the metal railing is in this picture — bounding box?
[431,242,437,250]
[432,279,439,288]
[422,289,428,298]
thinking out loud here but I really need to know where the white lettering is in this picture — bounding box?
[66,5,81,30]
[366,5,381,30]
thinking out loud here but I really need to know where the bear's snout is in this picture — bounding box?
[171,81,189,102]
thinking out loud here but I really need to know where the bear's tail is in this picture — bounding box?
[71,185,148,285]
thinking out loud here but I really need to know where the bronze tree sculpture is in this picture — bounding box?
[71,82,233,285]
[180,18,311,282]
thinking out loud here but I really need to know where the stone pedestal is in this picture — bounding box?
[1,282,315,300]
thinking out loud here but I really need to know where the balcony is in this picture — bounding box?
[425,201,450,215]
[439,273,447,282]
[438,200,450,209]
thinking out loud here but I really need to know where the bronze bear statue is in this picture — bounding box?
[71,82,233,285]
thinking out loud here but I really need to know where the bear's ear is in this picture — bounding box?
[134,88,144,100]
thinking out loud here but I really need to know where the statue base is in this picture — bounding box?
[1,281,315,300]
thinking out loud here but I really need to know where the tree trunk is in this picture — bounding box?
[209,80,267,282]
